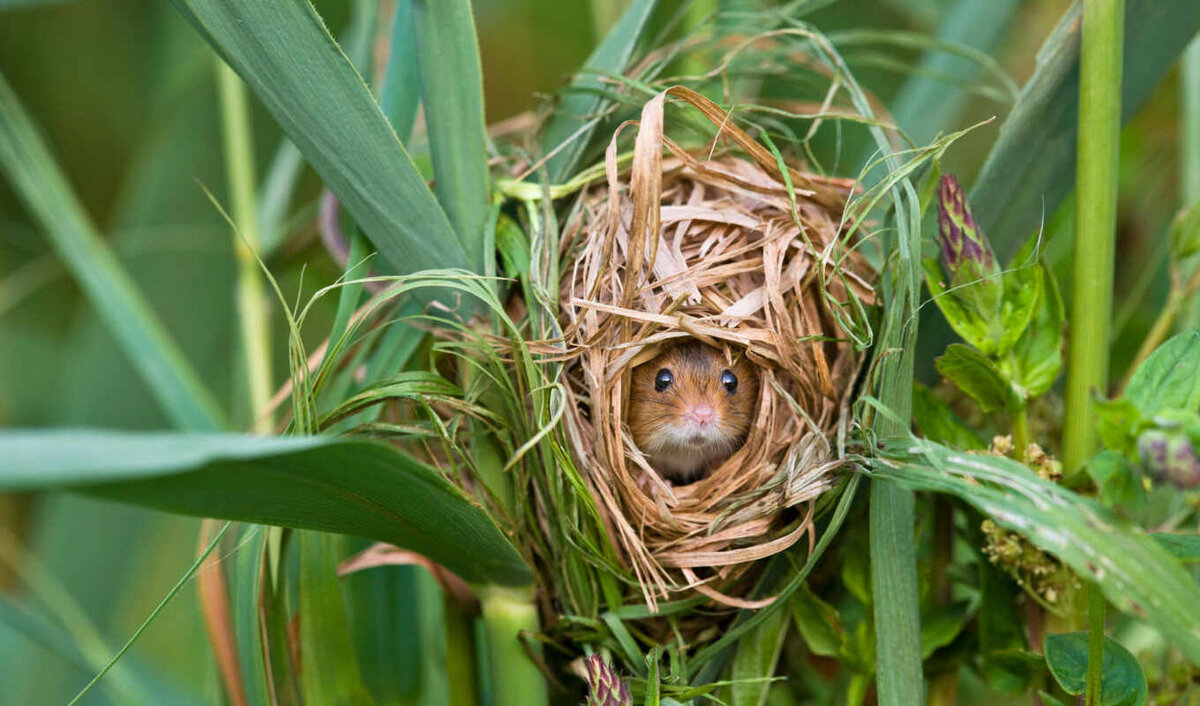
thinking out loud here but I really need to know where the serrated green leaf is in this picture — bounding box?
[0,430,531,586]
[1086,450,1146,513]
[789,585,843,659]
[1096,397,1143,458]
[996,261,1042,357]
[920,602,970,659]
[923,258,998,355]
[935,343,1011,413]
[872,438,1200,663]
[169,0,470,277]
[1005,261,1064,398]
[541,0,658,182]
[0,71,224,432]
[412,0,490,274]
[912,382,988,450]
[1150,533,1200,563]
[1124,330,1200,415]
[1044,632,1148,706]
[1170,201,1200,261]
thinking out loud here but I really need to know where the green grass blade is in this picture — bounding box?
[0,71,224,432]
[380,0,420,143]
[872,437,1200,663]
[231,527,270,706]
[0,430,532,587]
[170,0,469,276]
[412,0,490,274]
[299,532,375,706]
[540,0,658,182]
[970,0,1200,259]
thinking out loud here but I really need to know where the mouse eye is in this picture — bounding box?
[721,370,738,393]
[654,369,673,392]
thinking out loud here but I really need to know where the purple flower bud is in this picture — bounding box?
[1138,429,1200,489]
[585,655,632,706]
[937,175,998,285]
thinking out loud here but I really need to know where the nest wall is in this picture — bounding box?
[557,88,876,609]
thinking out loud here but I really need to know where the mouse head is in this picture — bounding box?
[628,341,759,469]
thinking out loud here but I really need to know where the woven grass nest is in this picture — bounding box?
[558,88,876,609]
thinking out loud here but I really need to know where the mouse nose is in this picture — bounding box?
[687,403,715,426]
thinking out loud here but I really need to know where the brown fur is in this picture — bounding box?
[628,341,759,482]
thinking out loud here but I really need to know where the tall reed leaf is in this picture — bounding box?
[0,72,224,432]
[412,0,490,274]
[970,0,1200,259]
[170,0,470,276]
[540,0,658,182]
[0,430,532,587]
[299,532,375,705]
[871,437,1200,662]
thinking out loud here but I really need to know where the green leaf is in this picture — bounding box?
[730,600,789,706]
[380,0,420,143]
[920,603,969,659]
[0,71,224,432]
[1038,690,1068,706]
[789,585,843,658]
[935,343,1012,413]
[232,527,271,706]
[1005,261,1064,398]
[299,532,376,706]
[995,260,1043,359]
[1150,533,1200,563]
[1095,397,1143,458]
[1170,201,1200,261]
[1124,330,1200,415]
[1085,450,1146,513]
[872,438,1200,663]
[912,382,988,450]
[923,258,999,355]
[970,0,1200,261]
[541,0,658,182]
[0,430,531,586]
[170,0,470,277]
[1044,632,1148,706]
[412,0,490,274]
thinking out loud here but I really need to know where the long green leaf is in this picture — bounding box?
[0,71,224,432]
[0,430,532,587]
[970,0,1200,259]
[871,437,1200,663]
[540,0,658,182]
[299,532,375,706]
[169,0,470,276]
[411,0,490,274]
[380,0,420,143]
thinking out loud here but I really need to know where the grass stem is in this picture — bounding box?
[216,57,273,434]
[1065,0,1123,703]
[1085,584,1106,705]
[480,587,548,706]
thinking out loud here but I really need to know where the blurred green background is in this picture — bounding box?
[0,0,1189,703]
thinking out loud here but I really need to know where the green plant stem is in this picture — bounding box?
[1085,584,1106,705]
[1180,36,1200,329]
[479,587,548,706]
[1063,0,1123,474]
[216,57,272,434]
[1011,403,1030,461]
[1066,1,1124,704]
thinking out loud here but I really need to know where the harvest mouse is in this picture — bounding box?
[628,341,759,482]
